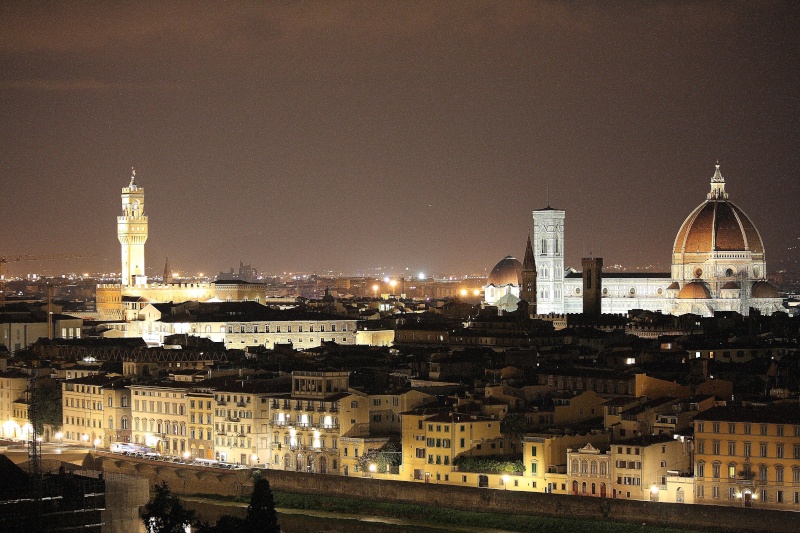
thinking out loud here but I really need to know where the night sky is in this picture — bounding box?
[2,2,798,278]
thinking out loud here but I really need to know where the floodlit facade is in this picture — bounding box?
[488,165,784,317]
[694,406,800,510]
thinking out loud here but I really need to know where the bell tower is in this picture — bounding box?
[118,168,148,286]
[520,233,537,315]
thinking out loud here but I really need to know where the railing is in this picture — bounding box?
[226,416,240,422]
[236,401,247,407]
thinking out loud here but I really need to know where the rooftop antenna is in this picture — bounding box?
[546,186,550,208]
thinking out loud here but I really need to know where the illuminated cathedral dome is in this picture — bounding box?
[751,280,779,299]
[678,281,711,299]
[487,256,522,287]
[671,164,767,283]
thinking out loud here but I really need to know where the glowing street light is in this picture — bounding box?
[389,279,397,294]
[93,438,101,451]
[372,284,379,298]
[502,474,510,490]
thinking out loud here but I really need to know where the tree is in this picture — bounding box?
[29,377,62,434]
[245,478,280,533]
[141,481,198,533]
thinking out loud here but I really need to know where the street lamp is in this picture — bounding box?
[372,284,379,299]
[502,474,510,490]
[251,453,258,466]
[81,434,89,447]
[55,432,63,448]
[93,438,101,451]
[389,279,397,295]
[369,463,377,478]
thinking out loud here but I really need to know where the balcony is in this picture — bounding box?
[217,399,227,406]
[293,404,303,411]
[236,401,247,407]
[226,416,240,422]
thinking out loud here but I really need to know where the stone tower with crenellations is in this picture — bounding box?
[117,168,148,286]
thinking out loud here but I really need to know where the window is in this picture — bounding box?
[712,441,720,455]
[697,462,705,478]
[744,424,751,435]
[761,443,768,458]
[744,442,751,458]
[531,446,537,457]
[712,423,720,433]
[777,444,784,459]
[712,463,720,478]
[728,442,736,456]
[728,465,736,479]
[761,424,768,436]
[712,486,719,499]
[728,423,736,434]
[760,465,768,481]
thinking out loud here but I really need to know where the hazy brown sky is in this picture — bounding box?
[2,1,798,278]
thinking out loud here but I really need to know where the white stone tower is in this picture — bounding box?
[118,168,148,286]
[533,204,565,314]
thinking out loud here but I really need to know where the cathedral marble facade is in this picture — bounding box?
[485,165,784,317]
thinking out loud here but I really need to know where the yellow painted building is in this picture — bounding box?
[0,369,30,439]
[187,387,214,460]
[694,405,800,510]
[524,431,610,494]
[62,375,130,447]
[400,409,504,485]
[130,382,190,455]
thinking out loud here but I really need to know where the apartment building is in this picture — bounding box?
[400,409,504,485]
[129,382,190,455]
[62,375,130,446]
[187,387,214,459]
[212,382,272,465]
[0,369,29,439]
[610,435,692,501]
[694,405,800,510]
[268,371,368,475]
[524,431,610,494]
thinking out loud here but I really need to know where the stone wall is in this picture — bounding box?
[95,454,797,533]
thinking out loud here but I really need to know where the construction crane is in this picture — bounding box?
[0,253,96,307]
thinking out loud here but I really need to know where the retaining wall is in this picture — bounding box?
[94,453,796,533]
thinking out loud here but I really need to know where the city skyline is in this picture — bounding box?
[2,2,798,277]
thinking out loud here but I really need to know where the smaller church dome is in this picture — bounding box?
[751,281,779,299]
[487,256,522,286]
[721,281,740,290]
[678,281,711,299]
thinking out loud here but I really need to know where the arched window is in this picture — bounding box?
[581,481,587,494]
[571,459,579,474]
[590,461,598,475]
[121,417,128,430]
[108,417,113,430]
[581,460,588,474]
[599,461,608,476]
